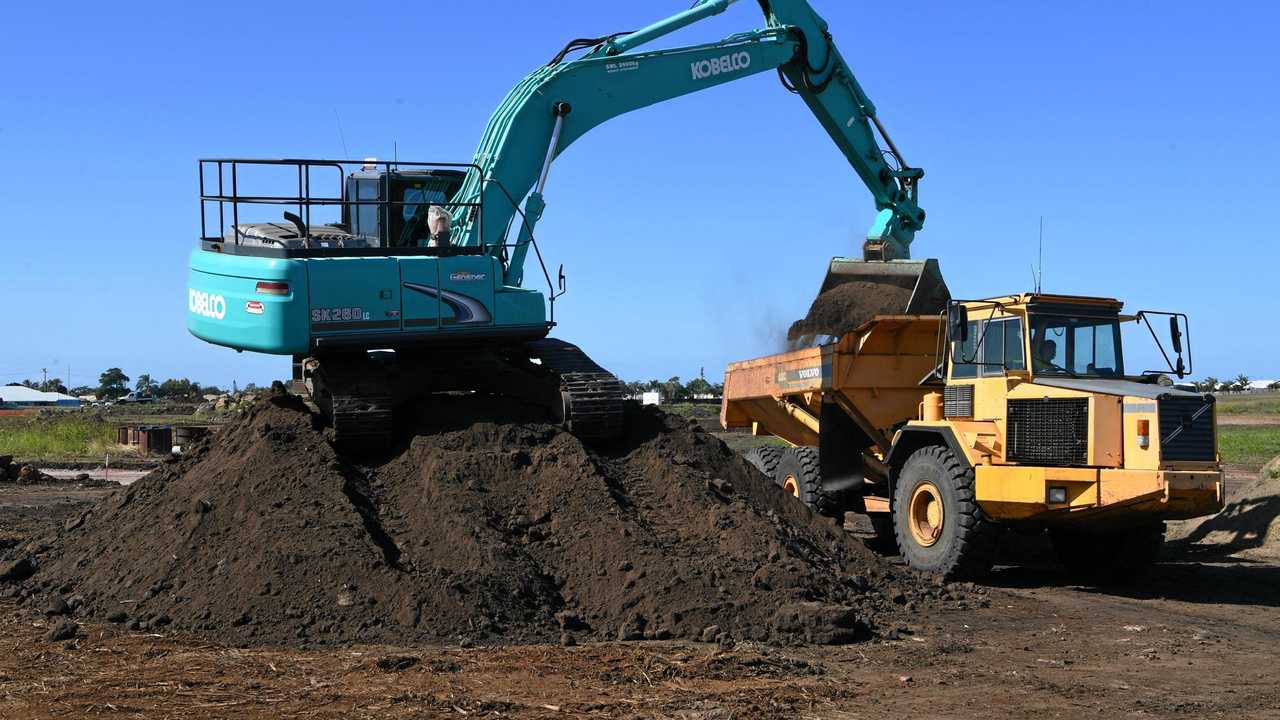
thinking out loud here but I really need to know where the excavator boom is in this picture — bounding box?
[444,0,943,324]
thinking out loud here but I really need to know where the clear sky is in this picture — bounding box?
[2,1,1277,390]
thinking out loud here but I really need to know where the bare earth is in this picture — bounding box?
[2,466,1278,719]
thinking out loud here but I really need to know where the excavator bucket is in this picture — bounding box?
[787,258,950,346]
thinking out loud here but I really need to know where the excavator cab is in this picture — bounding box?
[343,167,467,248]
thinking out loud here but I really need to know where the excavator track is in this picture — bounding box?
[305,355,396,454]
[527,338,627,442]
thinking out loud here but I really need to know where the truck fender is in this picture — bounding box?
[884,426,970,499]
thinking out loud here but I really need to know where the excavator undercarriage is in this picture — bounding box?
[300,339,627,452]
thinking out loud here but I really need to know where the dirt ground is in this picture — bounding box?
[3,470,1278,720]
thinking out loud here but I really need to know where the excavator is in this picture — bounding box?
[187,0,949,450]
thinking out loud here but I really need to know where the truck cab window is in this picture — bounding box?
[952,320,980,379]
[1029,314,1123,378]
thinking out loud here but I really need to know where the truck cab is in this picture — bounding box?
[916,294,1220,526]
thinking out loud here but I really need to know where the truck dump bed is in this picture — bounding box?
[721,315,941,450]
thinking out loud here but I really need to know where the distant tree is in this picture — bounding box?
[242,383,260,394]
[135,374,159,394]
[662,376,686,403]
[157,377,202,400]
[1269,381,1280,391]
[68,385,94,397]
[41,378,68,394]
[98,368,130,400]
[1198,376,1219,393]
[685,377,714,398]
[1235,374,1251,391]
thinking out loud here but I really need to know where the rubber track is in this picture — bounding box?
[528,339,626,442]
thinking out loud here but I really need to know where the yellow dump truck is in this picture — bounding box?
[722,292,1223,580]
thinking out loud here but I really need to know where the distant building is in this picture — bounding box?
[0,385,82,408]
[641,391,662,406]
[1247,380,1278,392]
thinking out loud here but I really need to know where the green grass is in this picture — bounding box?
[1216,392,1280,415]
[0,414,120,460]
[1218,425,1280,470]
[714,432,789,455]
[660,402,720,419]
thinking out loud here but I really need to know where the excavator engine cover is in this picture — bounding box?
[787,258,950,346]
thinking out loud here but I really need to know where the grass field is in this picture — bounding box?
[1218,425,1280,470]
[1216,392,1280,415]
[0,414,120,460]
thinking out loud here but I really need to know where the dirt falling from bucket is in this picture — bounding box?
[787,279,917,346]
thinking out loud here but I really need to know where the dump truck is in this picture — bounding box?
[722,292,1224,580]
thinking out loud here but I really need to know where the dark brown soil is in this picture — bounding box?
[787,278,916,346]
[10,394,954,647]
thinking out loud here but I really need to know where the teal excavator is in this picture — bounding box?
[187,0,948,450]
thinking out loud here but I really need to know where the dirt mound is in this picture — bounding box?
[11,394,955,647]
[787,279,916,346]
[1176,458,1280,555]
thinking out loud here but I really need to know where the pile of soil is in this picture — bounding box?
[8,394,963,647]
[787,279,916,346]
[1175,458,1280,556]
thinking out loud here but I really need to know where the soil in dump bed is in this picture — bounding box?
[11,394,961,647]
[787,278,917,345]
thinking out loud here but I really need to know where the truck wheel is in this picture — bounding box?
[775,447,842,517]
[1051,523,1164,581]
[892,444,997,580]
[743,446,784,483]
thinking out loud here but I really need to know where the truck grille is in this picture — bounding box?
[1159,395,1216,462]
[944,384,974,418]
[1007,398,1088,466]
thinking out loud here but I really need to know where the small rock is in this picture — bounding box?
[898,675,913,684]
[700,625,721,643]
[107,610,129,623]
[0,558,34,583]
[560,633,577,647]
[47,620,78,642]
[375,655,420,672]
[45,596,70,616]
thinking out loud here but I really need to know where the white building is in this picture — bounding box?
[0,385,82,407]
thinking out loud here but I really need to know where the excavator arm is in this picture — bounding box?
[449,0,926,287]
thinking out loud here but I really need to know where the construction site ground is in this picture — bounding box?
[3,464,1277,718]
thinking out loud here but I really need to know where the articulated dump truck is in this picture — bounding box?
[722,292,1224,580]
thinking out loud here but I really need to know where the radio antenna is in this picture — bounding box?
[1035,216,1045,293]
[333,107,350,160]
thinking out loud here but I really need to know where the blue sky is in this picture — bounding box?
[2,1,1276,390]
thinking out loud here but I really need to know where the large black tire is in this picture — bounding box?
[892,444,998,580]
[743,446,784,483]
[1050,523,1165,582]
[775,447,842,517]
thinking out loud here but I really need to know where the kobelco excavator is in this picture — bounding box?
[187,0,948,450]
